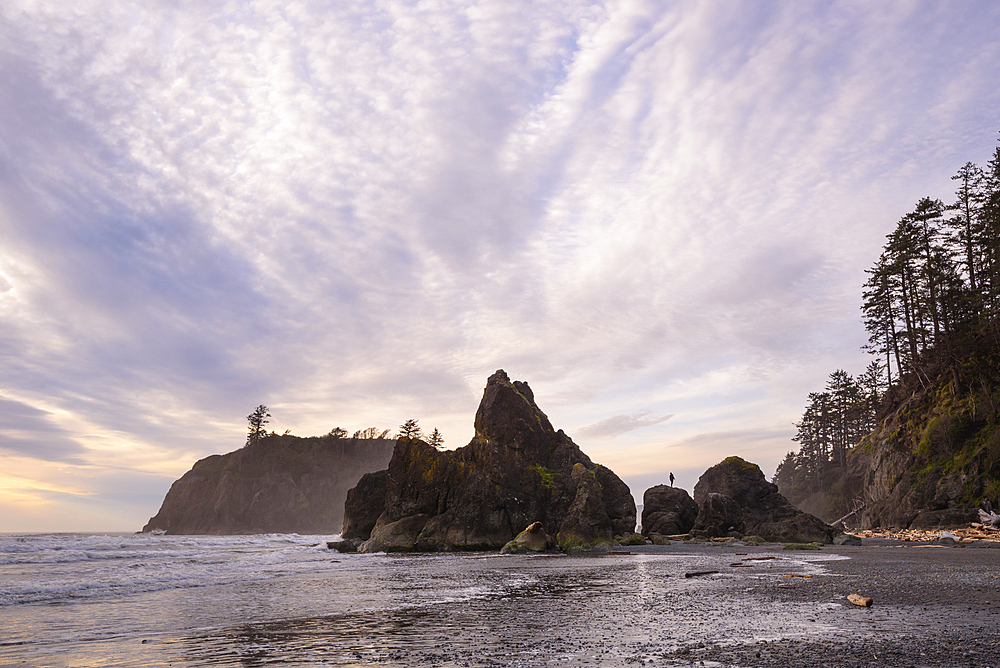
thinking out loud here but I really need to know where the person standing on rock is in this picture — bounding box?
[669,472,674,487]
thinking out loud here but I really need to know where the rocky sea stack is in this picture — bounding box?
[641,485,697,539]
[339,370,636,553]
[142,436,395,534]
[691,456,840,544]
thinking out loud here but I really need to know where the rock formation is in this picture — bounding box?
[340,370,636,553]
[141,436,395,534]
[641,485,697,538]
[691,456,839,543]
[500,521,552,554]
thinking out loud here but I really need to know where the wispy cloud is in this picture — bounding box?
[576,410,673,439]
[1,0,999,529]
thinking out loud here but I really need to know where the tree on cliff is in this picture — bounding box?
[397,418,422,440]
[427,428,444,449]
[247,405,271,444]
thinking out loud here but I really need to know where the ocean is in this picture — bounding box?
[0,533,847,667]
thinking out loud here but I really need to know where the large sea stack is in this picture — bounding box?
[691,456,840,543]
[142,436,395,534]
[340,370,636,552]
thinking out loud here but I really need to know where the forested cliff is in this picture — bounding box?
[142,434,395,535]
[775,137,1000,528]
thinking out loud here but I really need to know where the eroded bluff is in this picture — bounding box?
[142,436,395,535]
[340,370,636,552]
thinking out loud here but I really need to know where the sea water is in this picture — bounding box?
[0,533,846,667]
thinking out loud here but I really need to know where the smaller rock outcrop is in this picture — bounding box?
[691,456,840,544]
[641,485,698,538]
[332,470,390,552]
[501,522,552,554]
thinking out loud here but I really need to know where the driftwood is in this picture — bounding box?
[848,594,873,607]
[684,570,719,578]
[831,499,866,528]
[979,509,1000,529]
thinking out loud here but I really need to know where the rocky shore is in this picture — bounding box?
[307,540,1000,667]
[673,540,1000,667]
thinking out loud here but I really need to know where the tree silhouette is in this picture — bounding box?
[246,405,271,445]
[427,428,444,449]
[398,419,422,440]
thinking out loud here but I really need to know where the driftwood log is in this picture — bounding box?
[847,594,873,607]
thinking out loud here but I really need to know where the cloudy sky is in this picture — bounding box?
[1,1,999,532]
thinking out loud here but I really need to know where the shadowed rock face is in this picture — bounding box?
[344,370,636,552]
[692,456,839,544]
[141,436,395,535]
[641,485,698,537]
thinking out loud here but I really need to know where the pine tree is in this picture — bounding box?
[427,428,444,449]
[397,418,422,440]
[246,405,271,445]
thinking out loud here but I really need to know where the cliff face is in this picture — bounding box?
[342,370,636,552]
[141,436,395,535]
[848,377,1000,529]
[778,336,1000,530]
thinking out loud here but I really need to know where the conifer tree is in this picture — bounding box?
[397,418,422,440]
[246,405,271,445]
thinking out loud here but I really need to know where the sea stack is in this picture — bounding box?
[691,456,840,543]
[340,370,636,552]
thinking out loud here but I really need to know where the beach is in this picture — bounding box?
[1,534,998,667]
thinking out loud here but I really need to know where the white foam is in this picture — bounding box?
[0,532,346,606]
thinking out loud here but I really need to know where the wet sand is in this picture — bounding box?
[681,540,1000,667]
[159,541,1000,667]
[7,541,998,667]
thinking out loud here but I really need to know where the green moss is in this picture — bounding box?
[782,542,823,550]
[530,464,560,489]
[721,456,760,473]
[557,532,612,553]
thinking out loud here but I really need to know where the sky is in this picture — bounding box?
[1,1,999,532]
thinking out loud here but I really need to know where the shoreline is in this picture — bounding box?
[643,540,1000,666]
[4,538,999,667]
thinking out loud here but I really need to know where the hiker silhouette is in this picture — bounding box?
[669,472,674,487]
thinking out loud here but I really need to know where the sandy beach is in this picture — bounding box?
[657,540,1000,667]
[3,535,999,667]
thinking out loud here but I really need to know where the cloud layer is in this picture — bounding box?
[1,0,999,530]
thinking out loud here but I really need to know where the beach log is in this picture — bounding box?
[847,594,873,607]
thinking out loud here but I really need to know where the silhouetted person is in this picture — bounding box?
[669,472,674,487]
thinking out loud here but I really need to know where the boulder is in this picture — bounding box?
[344,370,636,552]
[691,456,839,544]
[833,533,863,546]
[641,485,698,537]
[501,521,551,554]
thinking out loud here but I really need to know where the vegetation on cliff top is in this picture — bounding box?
[776,135,1000,524]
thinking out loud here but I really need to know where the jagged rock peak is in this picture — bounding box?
[473,369,555,459]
